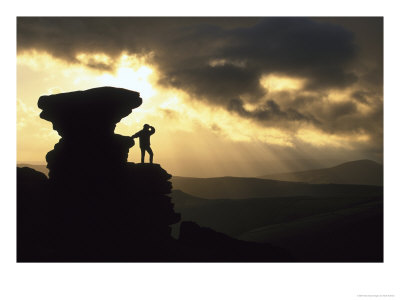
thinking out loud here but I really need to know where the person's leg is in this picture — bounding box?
[147,147,153,164]
[140,147,145,163]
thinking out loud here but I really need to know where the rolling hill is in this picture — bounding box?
[170,189,383,261]
[260,159,383,186]
[171,189,382,237]
[170,175,382,199]
[237,200,383,262]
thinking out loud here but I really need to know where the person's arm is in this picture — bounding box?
[149,126,156,135]
[131,130,141,138]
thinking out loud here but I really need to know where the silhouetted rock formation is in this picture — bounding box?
[38,87,141,180]
[18,86,292,262]
[38,87,142,138]
[17,87,180,261]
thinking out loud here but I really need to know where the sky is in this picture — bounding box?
[16,17,383,177]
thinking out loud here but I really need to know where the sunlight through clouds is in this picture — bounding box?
[297,128,370,148]
[98,66,156,99]
[17,50,380,175]
[260,74,306,92]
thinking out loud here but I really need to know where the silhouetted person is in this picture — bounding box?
[132,124,155,163]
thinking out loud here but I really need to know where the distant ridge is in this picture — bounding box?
[260,159,383,186]
[17,164,48,176]
[171,174,382,200]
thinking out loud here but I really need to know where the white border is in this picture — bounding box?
[2,1,399,300]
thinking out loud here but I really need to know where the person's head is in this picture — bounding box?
[143,124,150,129]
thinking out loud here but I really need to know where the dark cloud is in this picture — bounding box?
[352,90,371,104]
[160,108,180,120]
[309,100,383,138]
[17,17,358,99]
[17,17,256,66]
[154,17,359,103]
[221,18,357,88]
[227,98,320,125]
[291,95,320,108]
[159,64,265,102]
[211,123,222,132]
[326,101,358,119]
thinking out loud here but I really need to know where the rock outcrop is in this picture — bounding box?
[38,87,141,180]
[17,167,51,261]
[19,87,181,261]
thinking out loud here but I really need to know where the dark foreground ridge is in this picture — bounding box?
[17,86,291,262]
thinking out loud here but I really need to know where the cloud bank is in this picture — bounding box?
[17,17,383,160]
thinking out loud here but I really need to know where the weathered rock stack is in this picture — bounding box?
[38,87,139,180]
[35,87,180,261]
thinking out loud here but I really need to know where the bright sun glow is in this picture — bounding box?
[98,66,156,99]
[260,74,305,92]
